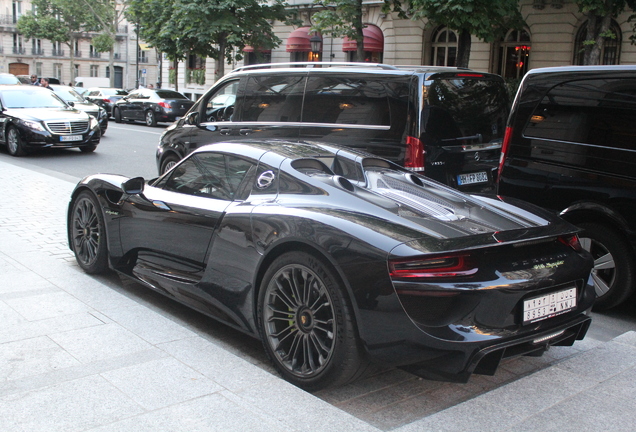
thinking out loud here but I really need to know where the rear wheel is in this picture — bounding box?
[258,252,367,391]
[145,110,157,127]
[6,126,27,156]
[114,107,122,123]
[70,191,109,274]
[578,222,635,310]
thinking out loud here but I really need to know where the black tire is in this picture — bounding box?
[257,251,367,391]
[578,222,635,310]
[145,110,157,127]
[70,191,109,274]
[6,126,27,156]
[160,154,180,175]
[114,107,122,123]
[80,145,97,153]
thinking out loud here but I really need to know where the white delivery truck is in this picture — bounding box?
[74,77,110,88]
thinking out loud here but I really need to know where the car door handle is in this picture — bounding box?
[220,128,231,135]
[152,200,171,210]
[240,128,252,135]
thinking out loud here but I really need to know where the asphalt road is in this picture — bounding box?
[1,120,635,342]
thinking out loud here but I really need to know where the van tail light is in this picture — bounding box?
[103,98,111,103]
[389,254,478,279]
[158,101,171,109]
[559,234,583,253]
[497,126,514,181]
[405,135,425,171]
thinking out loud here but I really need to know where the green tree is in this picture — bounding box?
[384,0,524,68]
[577,0,636,64]
[18,0,101,83]
[312,0,366,62]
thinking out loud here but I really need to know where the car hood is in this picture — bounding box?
[70,102,99,112]
[5,107,90,122]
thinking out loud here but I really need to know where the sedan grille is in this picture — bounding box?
[46,121,89,134]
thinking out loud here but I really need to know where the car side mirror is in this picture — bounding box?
[68,101,75,107]
[122,177,145,195]
[186,111,199,125]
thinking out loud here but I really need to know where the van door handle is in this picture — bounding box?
[220,128,231,135]
[240,128,252,135]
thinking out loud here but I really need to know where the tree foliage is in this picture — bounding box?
[576,0,636,64]
[384,0,524,68]
[312,0,366,62]
[18,0,103,81]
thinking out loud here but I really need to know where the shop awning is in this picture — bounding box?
[286,27,313,52]
[342,25,384,52]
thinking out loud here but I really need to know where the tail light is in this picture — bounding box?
[405,135,425,171]
[158,101,171,109]
[389,254,478,279]
[102,98,111,103]
[559,234,583,252]
[497,126,514,180]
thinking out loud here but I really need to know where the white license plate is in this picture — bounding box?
[60,135,83,142]
[523,287,577,324]
[457,171,488,185]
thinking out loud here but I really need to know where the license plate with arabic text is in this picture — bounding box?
[523,287,577,324]
[457,171,488,185]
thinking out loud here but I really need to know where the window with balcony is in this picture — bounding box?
[31,38,42,56]
[89,45,100,59]
[13,33,24,54]
[12,1,22,24]
[52,41,64,57]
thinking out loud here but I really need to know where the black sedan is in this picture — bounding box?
[50,85,109,136]
[113,88,195,127]
[0,85,101,156]
[83,87,128,118]
[67,140,594,390]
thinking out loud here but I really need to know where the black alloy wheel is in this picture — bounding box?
[70,191,109,274]
[6,126,27,156]
[578,222,635,310]
[114,107,122,123]
[145,110,157,127]
[160,154,180,175]
[258,252,367,391]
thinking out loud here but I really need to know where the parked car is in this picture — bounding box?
[83,87,128,117]
[113,88,194,127]
[49,85,108,135]
[497,65,636,310]
[0,85,101,156]
[156,62,510,193]
[69,139,594,390]
[0,73,21,85]
[15,74,32,84]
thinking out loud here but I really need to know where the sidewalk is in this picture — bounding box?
[1,158,635,431]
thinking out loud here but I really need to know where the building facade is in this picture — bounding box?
[164,0,636,101]
[0,0,158,89]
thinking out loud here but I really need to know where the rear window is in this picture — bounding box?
[523,78,636,149]
[302,76,390,126]
[156,90,188,99]
[425,76,509,144]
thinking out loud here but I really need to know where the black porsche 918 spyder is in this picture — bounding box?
[67,140,595,391]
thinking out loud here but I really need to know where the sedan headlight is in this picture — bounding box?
[98,107,107,119]
[89,116,99,129]
[21,119,45,132]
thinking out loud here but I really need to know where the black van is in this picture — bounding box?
[156,62,509,192]
[497,65,636,310]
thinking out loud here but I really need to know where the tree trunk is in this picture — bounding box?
[355,0,364,62]
[456,29,471,68]
[583,12,612,65]
[68,37,75,86]
[216,38,226,82]
[108,46,115,88]
[173,59,178,91]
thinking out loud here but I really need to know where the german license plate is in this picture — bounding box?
[60,135,83,142]
[523,287,577,324]
[457,171,488,185]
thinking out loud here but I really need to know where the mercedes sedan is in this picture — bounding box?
[67,140,594,390]
[0,85,100,156]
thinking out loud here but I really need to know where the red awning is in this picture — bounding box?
[286,27,313,52]
[243,46,272,54]
[342,25,384,52]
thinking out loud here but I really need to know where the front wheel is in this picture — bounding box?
[145,110,157,127]
[70,191,109,274]
[160,154,180,175]
[258,252,367,391]
[578,222,635,310]
[6,126,27,156]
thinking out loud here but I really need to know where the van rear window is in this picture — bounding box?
[523,78,636,149]
[302,77,391,126]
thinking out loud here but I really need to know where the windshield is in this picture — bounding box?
[53,87,85,103]
[1,89,68,109]
[101,89,128,96]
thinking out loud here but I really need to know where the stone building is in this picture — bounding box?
[0,0,158,89]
